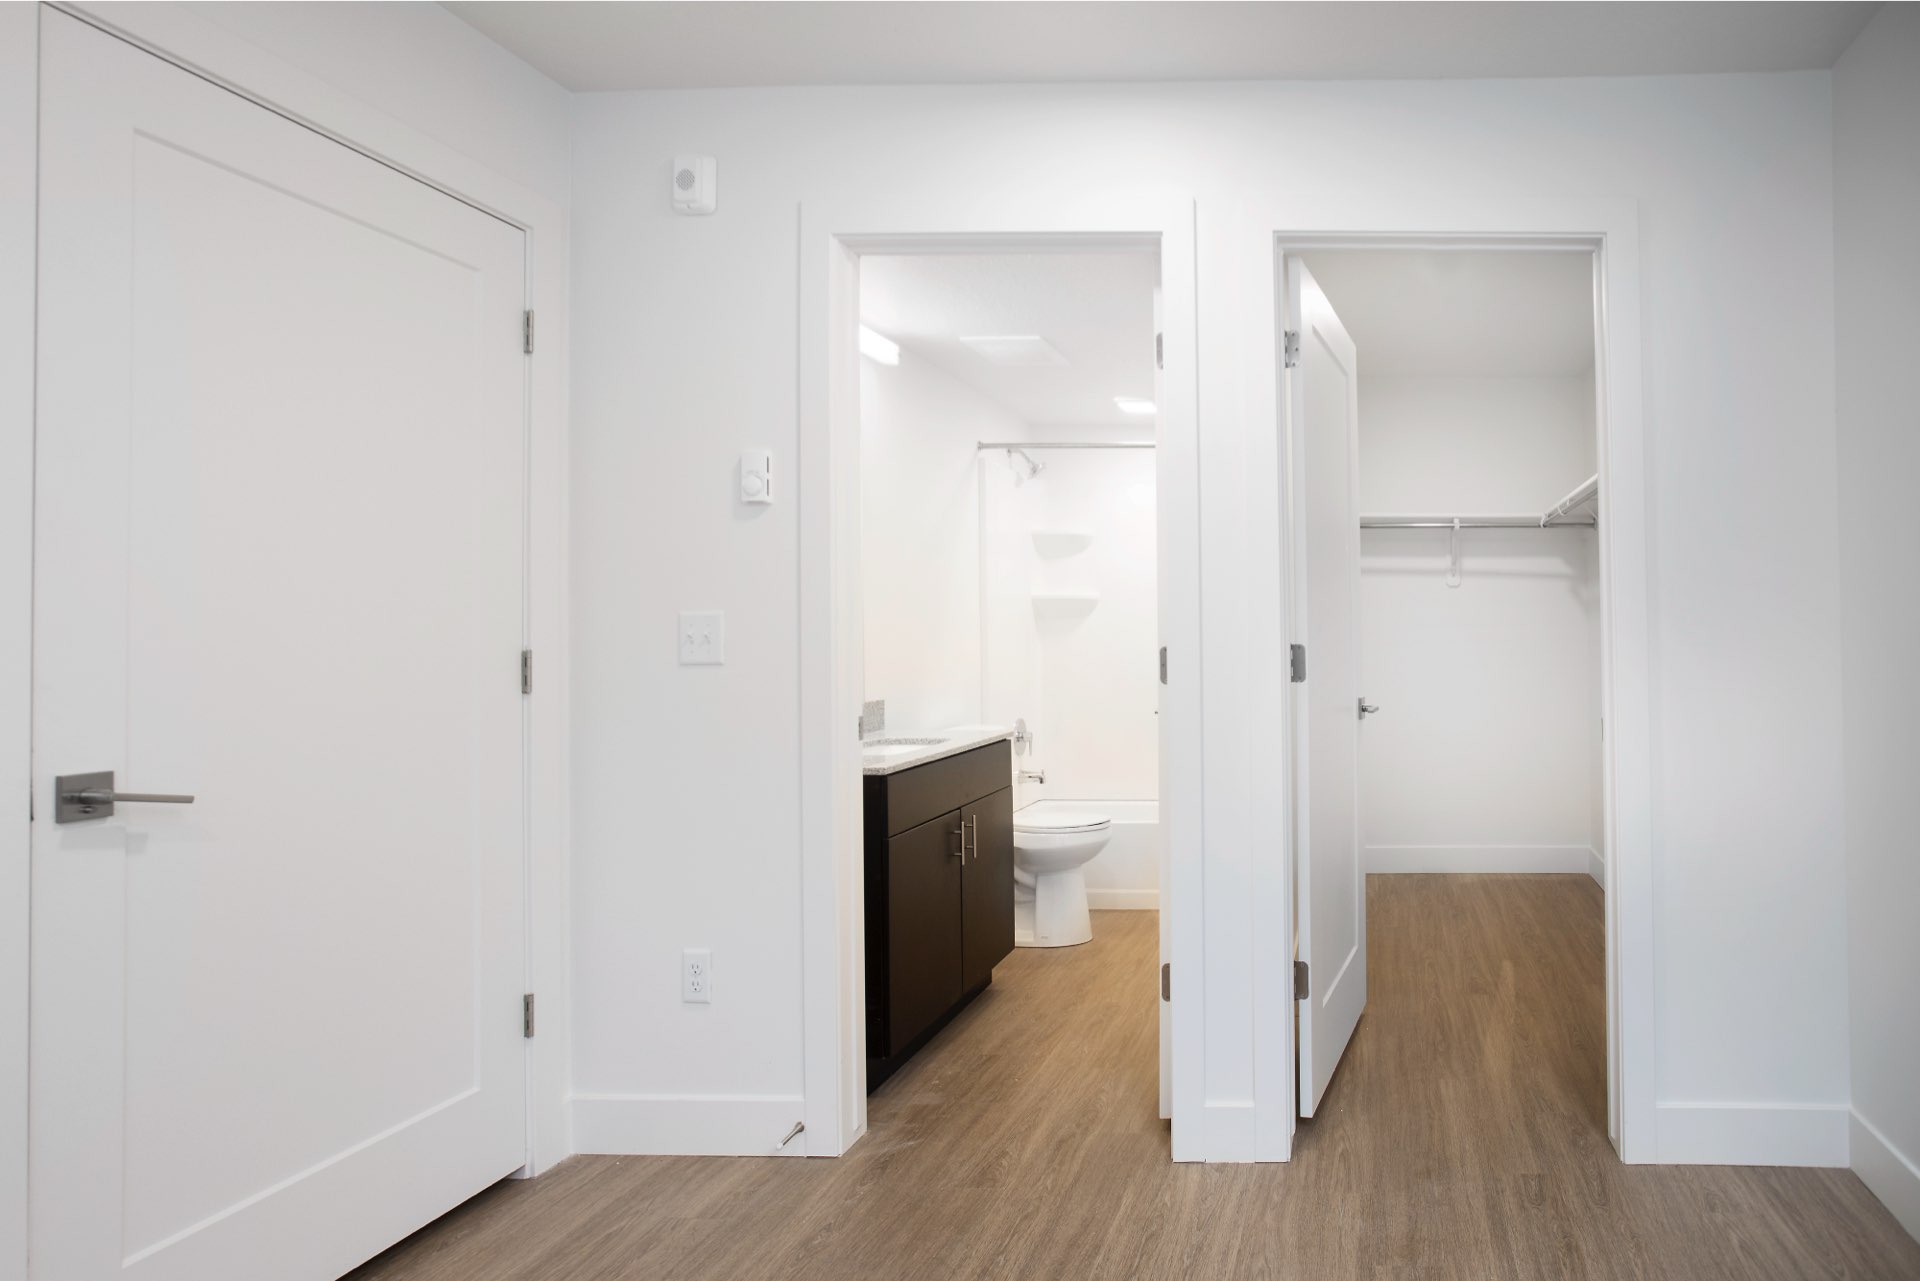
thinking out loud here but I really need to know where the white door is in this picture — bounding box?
[1153,284,1172,1121]
[31,15,530,1281]
[1287,257,1367,1117]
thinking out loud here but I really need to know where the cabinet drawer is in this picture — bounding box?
[876,741,1012,837]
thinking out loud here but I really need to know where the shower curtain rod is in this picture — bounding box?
[977,440,1156,450]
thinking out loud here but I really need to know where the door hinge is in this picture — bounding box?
[1161,962,1170,1002]
[1159,646,1168,685]
[1289,643,1307,684]
[1294,959,1310,1000]
[1155,332,1164,370]
[523,993,536,1038]
[523,309,536,355]
[1283,329,1300,369]
[521,649,533,695]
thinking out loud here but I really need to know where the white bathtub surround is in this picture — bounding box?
[1006,434,1159,802]
[1016,799,1163,909]
[860,724,1013,776]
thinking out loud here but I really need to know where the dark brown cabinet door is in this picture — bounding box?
[886,808,966,1055]
[961,787,1016,991]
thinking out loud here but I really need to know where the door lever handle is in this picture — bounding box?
[1358,698,1380,719]
[55,771,194,824]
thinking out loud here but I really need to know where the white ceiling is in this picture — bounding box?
[443,2,1877,92]
[860,253,1158,428]
[1299,250,1594,378]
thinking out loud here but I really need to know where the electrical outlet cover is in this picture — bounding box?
[682,948,712,1003]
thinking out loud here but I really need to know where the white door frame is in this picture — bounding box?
[796,195,1204,1158]
[2,8,575,1273]
[1256,204,1653,1162]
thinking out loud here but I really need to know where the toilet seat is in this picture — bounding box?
[1014,808,1111,835]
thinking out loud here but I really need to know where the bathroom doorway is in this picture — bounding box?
[854,249,1166,1100]
[1277,235,1641,1158]
[795,201,1203,1159]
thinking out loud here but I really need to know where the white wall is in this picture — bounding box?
[1834,3,1920,1239]
[180,1,572,210]
[859,346,1026,731]
[1356,375,1602,876]
[568,69,1847,1162]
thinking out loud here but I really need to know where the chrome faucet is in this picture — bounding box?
[1018,769,1046,785]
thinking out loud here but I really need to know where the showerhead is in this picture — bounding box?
[1010,448,1046,482]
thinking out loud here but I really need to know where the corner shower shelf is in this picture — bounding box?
[1030,529,1093,558]
[1030,591,1099,619]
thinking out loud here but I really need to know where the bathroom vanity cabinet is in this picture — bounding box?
[864,740,1014,1089]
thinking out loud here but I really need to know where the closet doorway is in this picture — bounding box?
[1282,245,1621,1150]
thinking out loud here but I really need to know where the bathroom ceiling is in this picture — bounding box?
[443,2,1876,91]
[860,253,1159,429]
[1298,250,1596,378]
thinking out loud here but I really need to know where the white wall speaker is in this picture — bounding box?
[672,155,717,215]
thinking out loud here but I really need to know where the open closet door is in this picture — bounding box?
[1287,257,1367,1117]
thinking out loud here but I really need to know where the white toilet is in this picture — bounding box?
[1013,808,1112,947]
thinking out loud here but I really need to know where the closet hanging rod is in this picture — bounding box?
[1542,473,1601,527]
[1360,514,1597,529]
[976,440,1156,450]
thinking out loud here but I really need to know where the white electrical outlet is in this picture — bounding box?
[677,611,725,665]
[682,948,712,1003]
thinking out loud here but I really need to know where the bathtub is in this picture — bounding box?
[1016,798,1160,910]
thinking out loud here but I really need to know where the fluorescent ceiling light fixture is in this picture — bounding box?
[958,334,1068,367]
[859,325,900,365]
[1114,396,1157,416]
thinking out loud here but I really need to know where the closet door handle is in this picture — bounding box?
[1358,698,1380,719]
[55,770,195,823]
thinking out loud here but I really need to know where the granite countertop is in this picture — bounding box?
[860,724,1015,776]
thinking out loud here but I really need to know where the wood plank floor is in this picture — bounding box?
[348,876,1920,1280]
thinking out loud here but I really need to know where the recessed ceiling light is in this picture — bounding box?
[1114,397,1157,416]
[859,325,900,365]
[958,335,1068,367]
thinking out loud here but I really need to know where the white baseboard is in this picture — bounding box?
[1365,844,1593,874]
[1655,1101,1850,1167]
[1587,847,1606,887]
[1088,888,1159,910]
[572,1093,808,1157]
[1852,1110,1920,1242]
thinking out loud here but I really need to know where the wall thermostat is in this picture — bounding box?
[740,449,773,504]
[672,155,717,215]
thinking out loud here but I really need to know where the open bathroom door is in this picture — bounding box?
[1154,284,1172,1121]
[1286,257,1367,1117]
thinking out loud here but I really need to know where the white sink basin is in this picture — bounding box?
[861,736,947,759]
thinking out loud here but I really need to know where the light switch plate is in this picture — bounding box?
[678,611,725,665]
[739,449,772,504]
